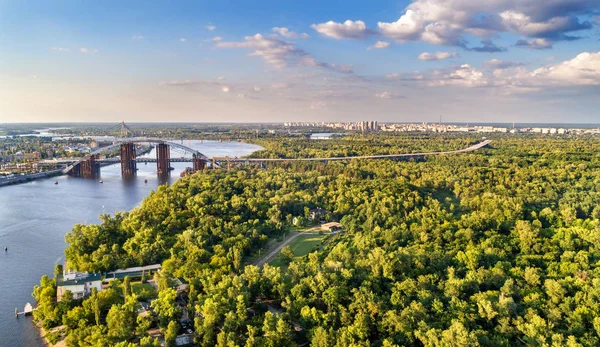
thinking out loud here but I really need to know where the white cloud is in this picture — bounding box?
[216,34,352,73]
[385,51,600,91]
[205,25,216,31]
[378,10,426,42]
[253,86,262,92]
[418,51,457,61]
[79,48,98,54]
[272,27,310,39]
[51,47,70,52]
[530,51,600,85]
[212,36,223,42]
[222,86,230,93]
[179,38,187,42]
[315,0,594,51]
[132,35,144,40]
[368,41,391,50]
[311,20,369,39]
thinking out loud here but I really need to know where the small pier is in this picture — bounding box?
[15,302,35,318]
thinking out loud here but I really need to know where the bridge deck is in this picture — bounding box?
[41,140,491,167]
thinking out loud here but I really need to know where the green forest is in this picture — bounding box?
[33,135,600,346]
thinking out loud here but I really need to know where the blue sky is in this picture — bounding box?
[0,0,599,123]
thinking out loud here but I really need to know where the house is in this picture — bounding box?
[104,264,162,282]
[56,271,103,302]
[320,222,342,232]
[309,208,326,221]
[174,278,189,293]
[24,152,41,161]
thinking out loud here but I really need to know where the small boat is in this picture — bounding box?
[54,181,58,185]
[99,180,103,184]
[144,179,148,183]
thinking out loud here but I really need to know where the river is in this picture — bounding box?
[0,140,262,347]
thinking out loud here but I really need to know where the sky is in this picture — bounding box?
[0,0,599,123]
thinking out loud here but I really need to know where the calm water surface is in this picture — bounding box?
[0,140,262,347]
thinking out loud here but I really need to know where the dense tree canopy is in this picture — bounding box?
[35,135,600,346]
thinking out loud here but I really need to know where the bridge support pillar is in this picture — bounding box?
[80,155,100,178]
[120,143,137,176]
[192,156,205,172]
[156,144,170,174]
[69,164,81,177]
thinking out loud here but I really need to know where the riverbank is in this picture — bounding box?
[37,322,66,347]
[0,140,264,347]
[0,170,63,187]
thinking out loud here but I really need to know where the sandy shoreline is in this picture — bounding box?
[36,322,66,347]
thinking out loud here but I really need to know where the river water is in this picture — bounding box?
[0,140,262,347]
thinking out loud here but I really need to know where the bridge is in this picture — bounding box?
[52,122,491,179]
[63,137,210,178]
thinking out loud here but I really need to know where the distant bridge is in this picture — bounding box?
[50,136,490,178]
[61,137,209,178]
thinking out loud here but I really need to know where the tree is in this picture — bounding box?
[106,296,138,342]
[123,275,132,298]
[151,288,179,328]
[165,320,179,347]
[280,246,294,265]
[54,264,63,278]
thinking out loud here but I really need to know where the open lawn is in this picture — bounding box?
[269,233,327,267]
[131,282,156,297]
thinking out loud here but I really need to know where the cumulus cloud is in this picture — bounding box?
[530,51,600,85]
[311,20,370,39]
[216,34,352,73]
[212,36,223,42]
[51,47,70,52]
[315,0,595,51]
[516,38,553,49]
[272,27,309,39]
[132,35,144,40]
[500,10,591,40]
[368,41,391,50]
[179,38,187,42]
[205,25,216,31]
[418,51,457,61]
[386,51,600,91]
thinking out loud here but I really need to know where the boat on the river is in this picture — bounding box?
[54,181,58,185]
[99,180,103,184]
[144,179,148,183]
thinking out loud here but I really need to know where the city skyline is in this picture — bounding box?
[1,0,599,123]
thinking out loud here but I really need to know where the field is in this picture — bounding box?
[269,233,328,267]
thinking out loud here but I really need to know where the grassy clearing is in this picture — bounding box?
[269,233,327,267]
[131,282,156,297]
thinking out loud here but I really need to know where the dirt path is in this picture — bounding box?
[254,232,302,266]
[253,230,342,267]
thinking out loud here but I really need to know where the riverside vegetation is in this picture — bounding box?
[32,135,600,346]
